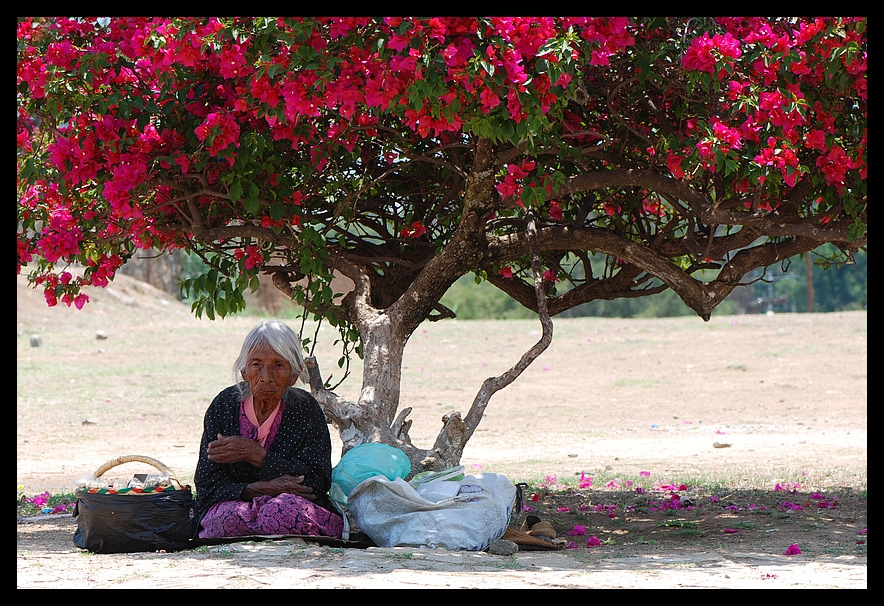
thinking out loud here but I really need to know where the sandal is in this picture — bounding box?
[520,514,557,540]
[501,527,567,551]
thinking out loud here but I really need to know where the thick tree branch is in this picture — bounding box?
[426,211,554,468]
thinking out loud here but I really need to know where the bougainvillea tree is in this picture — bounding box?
[17,17,867,473]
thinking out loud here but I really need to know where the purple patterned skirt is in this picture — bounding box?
[198,494,344,539]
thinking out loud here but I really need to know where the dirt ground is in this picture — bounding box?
[16,272,866,588]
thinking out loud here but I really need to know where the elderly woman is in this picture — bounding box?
[194,320,343,539]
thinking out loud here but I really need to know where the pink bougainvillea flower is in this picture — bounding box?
[639,471,651,477]
[400,220,427,238]
[709,495,721,503]
[783,544,802,555]
[858,528,867,535]
[635,487,645,494]
[656,482,687,492]
[557,507,571,513]
[566,541,577,549]
[605,479,620,489]
[568,525,586,536]
[27,491,50,508]
[723,528,741,533]
[586,536,602,547]
[548,200,564,221]
[578,472,593,489]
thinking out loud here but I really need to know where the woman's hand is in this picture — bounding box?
[242,475,317,501]
[207,434,267,468]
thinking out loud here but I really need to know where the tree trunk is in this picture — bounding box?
[302,213,555,478]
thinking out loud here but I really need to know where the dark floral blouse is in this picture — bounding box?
[194,384,335,526]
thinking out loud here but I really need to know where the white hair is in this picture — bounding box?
[233,320,308,397]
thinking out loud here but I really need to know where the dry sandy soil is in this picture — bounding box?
[17,272,866,588]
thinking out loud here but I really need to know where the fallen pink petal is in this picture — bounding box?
[568,525,586,536]
[783,544,802,555]
[586,536,602,547]
[578,472,593,489]
[723,528,740,533]
[557,507,571,512]
[639,471,651,477]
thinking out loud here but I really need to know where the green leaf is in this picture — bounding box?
[244,182,260,214]
[229,180,243,203]
[215,295,228,318]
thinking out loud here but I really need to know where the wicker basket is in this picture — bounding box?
[73,455,194,553]
[87,454,184,492]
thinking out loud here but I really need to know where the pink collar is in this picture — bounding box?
[243,395,282,448]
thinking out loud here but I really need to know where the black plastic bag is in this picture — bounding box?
[73,488,195,553]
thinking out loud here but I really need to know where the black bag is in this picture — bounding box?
[73,455,195,554]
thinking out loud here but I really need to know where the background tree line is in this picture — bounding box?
[123,244,866,320]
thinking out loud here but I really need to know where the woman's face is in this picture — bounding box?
[242,342,295,404]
